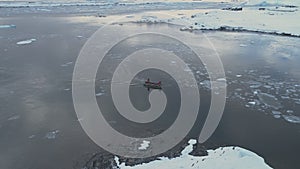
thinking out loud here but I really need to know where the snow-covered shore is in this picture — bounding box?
[115,139,272,169]
[134,3,300,37]
[1,0,299,38]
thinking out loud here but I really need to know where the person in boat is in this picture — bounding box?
[144,78,162,90]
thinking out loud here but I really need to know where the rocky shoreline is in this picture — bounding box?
[83,138,208,169]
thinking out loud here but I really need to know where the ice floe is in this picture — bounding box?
[138,140,150,150]
[7,115,20,121]
[257,92,282,110]
[115,139,272,169]
[16,39,36,45]
[28,135,35,139]
[60,61,73,67]
[282,115,300,124]
[271,110,281,119]
[0,24,16,29]
[95,92,105,96]
[45,130,60,139]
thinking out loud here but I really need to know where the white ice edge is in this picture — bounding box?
[115,139,272,169]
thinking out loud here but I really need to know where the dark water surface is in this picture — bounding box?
[0,16,300,169]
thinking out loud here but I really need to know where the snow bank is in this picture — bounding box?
[115,139,272,169]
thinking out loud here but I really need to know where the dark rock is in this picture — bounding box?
[222,7,243,11]
[83,152,116,169]
[82,138,208,168]
[282,5,297,8]
[189,143,208,156]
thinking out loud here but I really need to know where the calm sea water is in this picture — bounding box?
[0,16,299,169]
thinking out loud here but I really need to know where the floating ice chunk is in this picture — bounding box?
[248,81,262,88]
[281,96,290,99]
[36,8,52,12]
[28,135,35,139]
[271,111,281,118]
[250,84,261,88]
[16,39,36,45]
[76,35,83,38]
[271,111,281,115]
[45,130,60,139]
[236,74,242,78]
[95,92,104,96]
[273,115,281,119]
[0,24,16,29]
[64,88,70,91]
[199,80,211,90]
[61,61,72,67]
[263,85,272,89]
[257,93,282,110]
[235,88,243,92]
[259,75,271,79]
[286,110,294,114]
[282,115,300,124]
[216,78,226,82]
[248,101,256,105]
[239,44,247,47]
[7,115,20,121]
[138,140,150,150]
[184,67,192,72]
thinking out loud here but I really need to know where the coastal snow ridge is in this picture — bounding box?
[135,0,300,37]
[115,139,272,169]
